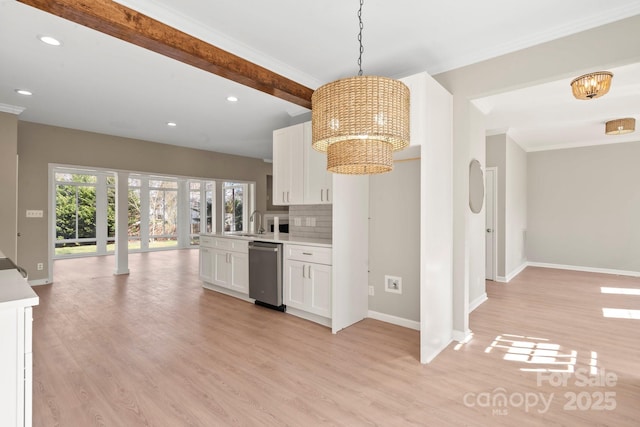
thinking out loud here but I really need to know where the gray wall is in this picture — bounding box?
[486,134,528,279]
[368,159,420,322]
[505,136,527,275]
[527,141,640,273]
[0,112,18,260]
[486,134,506,277]
[17,121,273,281]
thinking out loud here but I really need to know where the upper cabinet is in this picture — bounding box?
[302,122,332,204]
[272,123,304,205]
[273,121,332,206]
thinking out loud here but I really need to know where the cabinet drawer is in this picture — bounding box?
[200,235,214,247]
[286,244,332,265]
[214,237,248,253]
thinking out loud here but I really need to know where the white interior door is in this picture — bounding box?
[485,168,497,281]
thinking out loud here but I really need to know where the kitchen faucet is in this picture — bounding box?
[250,210,265,234]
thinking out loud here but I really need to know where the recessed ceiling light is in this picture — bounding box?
[38,35,61,46]
[226,96,238,102]
[15,89,33,96]
[167,122,177,127]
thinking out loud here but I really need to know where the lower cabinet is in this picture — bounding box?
[284,244,332,322]
[200,237,249,295]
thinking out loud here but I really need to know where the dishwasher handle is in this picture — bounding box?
[249,245,279,252]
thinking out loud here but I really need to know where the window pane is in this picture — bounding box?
[190,190,201,235]
[128,177,141,187]
[77,186,96,238]
[107,186,116,238]
[206,190,213,233]
[56,184,77,240]
[190,181,200,191]
[224,184,243,232]
[128,188,141,238]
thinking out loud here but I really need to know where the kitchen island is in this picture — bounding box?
[199,233,333,328]
[0,251,39,427]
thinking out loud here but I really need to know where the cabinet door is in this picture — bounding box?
[199,248,213,283]
[308,263,332,318]
[272,127,290,206]
[303,122,332,204]
[284,260,306,310]
[228,251,249,294]
[212,249,231,288]
[273,124,304,205]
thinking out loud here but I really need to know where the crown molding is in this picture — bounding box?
[0,103,26,115]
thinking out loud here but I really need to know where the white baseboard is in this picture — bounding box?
[286,306,331,328]
[495,262,528,283]
[507,262,528,281]
[202,283,254,303]
[367,310,420,331]
[421,338,454,364]
[452,329,472,343]
[469,293,488,312]
[527,262,640,278]
[29,278,51,286]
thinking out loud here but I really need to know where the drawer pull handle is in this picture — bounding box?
[302,252,313,255]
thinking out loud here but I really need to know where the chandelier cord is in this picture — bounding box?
[357,0,364,76]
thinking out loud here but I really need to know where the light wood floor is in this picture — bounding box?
[32,251,640,426]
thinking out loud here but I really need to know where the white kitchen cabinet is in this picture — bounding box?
[0,269,39,427]
[272,123,304,205]
[200,237,249,295]
[284,244,332,321]
[302,122,332,204]
[273,121,332,206]
[199,247,213,283]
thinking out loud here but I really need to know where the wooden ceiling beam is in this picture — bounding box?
[17,0,313,109]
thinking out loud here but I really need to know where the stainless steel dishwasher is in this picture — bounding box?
[248,241,285,311]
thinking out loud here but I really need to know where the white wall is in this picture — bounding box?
[527,141,640,274]
[467,108,487,309]
[505,136,527,277]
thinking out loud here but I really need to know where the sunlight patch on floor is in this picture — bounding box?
[602,308,640,319]
[600,287,640,295]
[483,334,589,373]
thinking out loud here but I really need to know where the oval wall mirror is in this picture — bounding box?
[469,159,484,214]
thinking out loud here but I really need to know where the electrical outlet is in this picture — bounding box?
[368,285,375,296]
[37,263,44,271]
[384,275,402,294]
[294,217,302,226]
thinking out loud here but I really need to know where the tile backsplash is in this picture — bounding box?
[288,204,332,240]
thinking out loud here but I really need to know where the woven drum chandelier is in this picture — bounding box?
[311,0,410,174]
[605,118,635,135]
[570,71,613,100]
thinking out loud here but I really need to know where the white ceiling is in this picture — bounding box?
[1,0,640,159]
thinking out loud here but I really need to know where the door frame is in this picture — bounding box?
[485,167,498,281]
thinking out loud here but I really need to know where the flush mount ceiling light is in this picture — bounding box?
[166,122,177,127]
[311,0,409,175]
[570,71,613,100]
[226,96,238,102]
[38,35,61,46]
[15,89,33,96]
[605,118,635,135]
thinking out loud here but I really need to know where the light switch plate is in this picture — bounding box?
[26,210,44,218]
